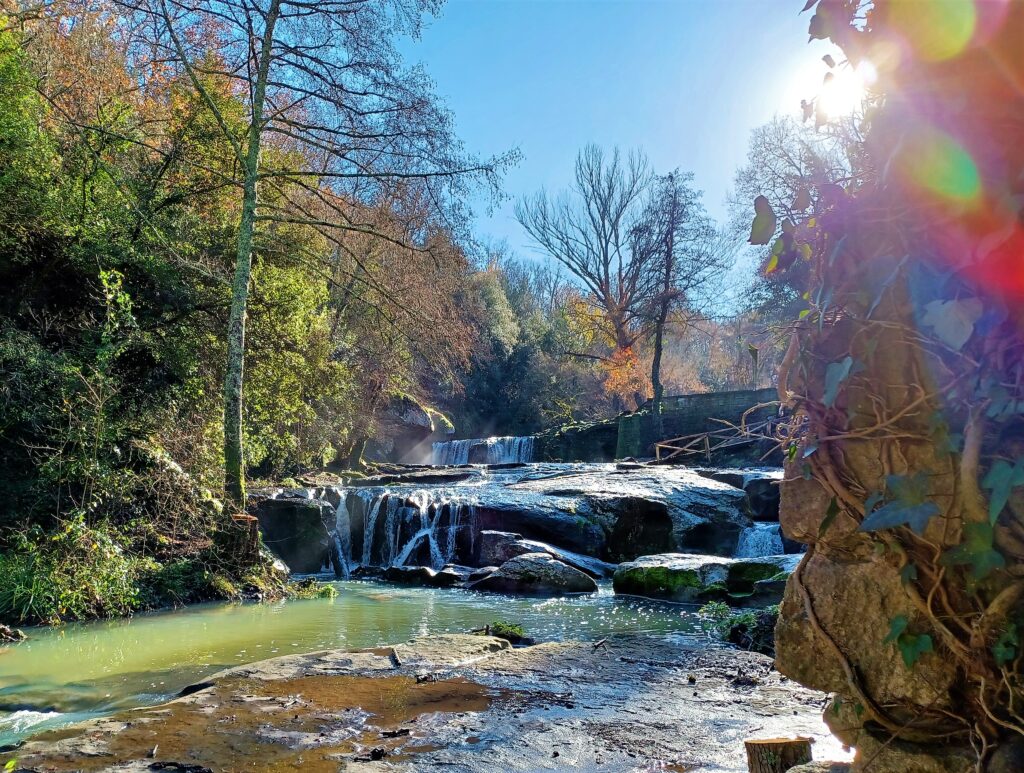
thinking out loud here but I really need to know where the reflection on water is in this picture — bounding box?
[0,581,700,746]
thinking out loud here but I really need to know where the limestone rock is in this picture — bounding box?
[252,496,333,574]
[612,553,798,603]
[775,552,955,709]
[468,553,598,595]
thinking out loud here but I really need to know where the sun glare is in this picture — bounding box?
[817,61,876,120]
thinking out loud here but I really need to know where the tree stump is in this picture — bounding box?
[744,737,812,773]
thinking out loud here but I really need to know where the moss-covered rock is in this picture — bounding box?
[613,553,801,603]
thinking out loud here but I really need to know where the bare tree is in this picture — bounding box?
[96,0,510,504]
[516,145,654,356]
[632,171,721,429]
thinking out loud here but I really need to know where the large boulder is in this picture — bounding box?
[695,468,783,522]
[468,553,598,595]
[476,530,615,578]
[612,553,798,604]
[474,466,751,560]
[253,496,334,574]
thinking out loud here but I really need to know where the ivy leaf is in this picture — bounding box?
[981,459,1024,524]
[859,473,939,535]
[900,563,918,584]
[921,298,983,351]
[883,615,909,644]
[801,0,820,11]
[823,53,836,68]
[791,188,811,211]
[897,633,934,668]
[823,355,854,407]
[942,521,1006,580]
[860,501,939,535]
[749,195,777,245]
[819,496,840,537]
[993,624,1019,667]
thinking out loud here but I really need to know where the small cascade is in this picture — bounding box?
[332,490,351,578]
[348,488,473,570]
[486,436,534,464]
[431,435,535,465]
[735,522,785,558]
[432,438,474,465]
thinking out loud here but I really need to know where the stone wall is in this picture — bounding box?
[535,388,777,463]
[616,388,778,459]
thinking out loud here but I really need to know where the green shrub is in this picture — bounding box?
[698,602,779,656]
[0,519,144,625]
[488,620,526,643]
[287,578,338,599]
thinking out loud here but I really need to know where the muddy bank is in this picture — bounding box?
[5,634,849,772]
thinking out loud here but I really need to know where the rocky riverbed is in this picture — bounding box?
[5,633,850,772]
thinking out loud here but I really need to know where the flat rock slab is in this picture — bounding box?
[5,633,848,772]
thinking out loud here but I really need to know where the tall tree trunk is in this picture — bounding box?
[650,201,676,439]
[223,172,258,506]
[650,302,669,436]
[222,0,281,507]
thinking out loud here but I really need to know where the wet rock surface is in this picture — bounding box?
[468,552,599,595]
[5,634,847,773]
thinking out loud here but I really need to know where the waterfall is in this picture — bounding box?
[486,436,534,464]
[344,488,470,570]
[432,438,474,465]
[735,522,785,558]
[332,490,351,578]
[431,435,535,465]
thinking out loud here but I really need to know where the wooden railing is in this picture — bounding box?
[653,417,777,462]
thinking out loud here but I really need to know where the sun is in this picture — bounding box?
[817,61,876,120]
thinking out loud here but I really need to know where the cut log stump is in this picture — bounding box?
[744,737,812,773]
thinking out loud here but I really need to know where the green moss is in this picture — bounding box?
[726,561,784,592]
[489,620,526,642]
[615,566,701,598]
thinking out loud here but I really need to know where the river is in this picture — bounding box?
[0,580,703,748]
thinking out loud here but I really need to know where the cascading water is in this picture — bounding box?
[735,522,785,558]
[431,435,535,465]
[332,491,351,578]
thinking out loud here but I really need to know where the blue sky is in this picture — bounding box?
[404,0,836,260]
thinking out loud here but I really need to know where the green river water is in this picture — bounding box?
[0,580,702,747]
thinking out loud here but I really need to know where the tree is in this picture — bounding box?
[632,171,721,430]
[106,0,507,504]
[516,145,654,360]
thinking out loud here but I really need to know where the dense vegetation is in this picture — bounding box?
[0,0,841,626]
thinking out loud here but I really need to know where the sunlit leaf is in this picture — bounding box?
[823,355,854,407]
[860,501,939,535]
[822,54,835,68]
[791,188,812,211]
[921,298,983,351]
[749,195,777,245]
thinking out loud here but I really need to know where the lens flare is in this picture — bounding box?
[896,127,980,204]
[887,0,976,62]
[817,63,874,119]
